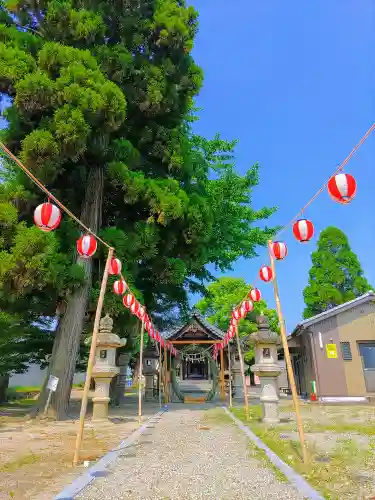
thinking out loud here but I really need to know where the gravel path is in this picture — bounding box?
[77,405,305,500]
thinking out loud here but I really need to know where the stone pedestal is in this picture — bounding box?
[232,359,244,400]
[142,343,159,401]
[144,374,154,401]
[250,315,283,424]
[93,376,115,420]
[91,315,126,421]
[114,353,131,406]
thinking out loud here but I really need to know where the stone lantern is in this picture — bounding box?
[91,314,126,420]
[142,342,159,401]
[249,315,283,424]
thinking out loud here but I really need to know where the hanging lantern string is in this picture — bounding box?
[276,121,375,238]
[230,121,375,316]
[0,143,179,355]
[0,142,111,249]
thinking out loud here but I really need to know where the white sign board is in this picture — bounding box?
[47,375,59,392]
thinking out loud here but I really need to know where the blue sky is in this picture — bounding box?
[191,0,375,331]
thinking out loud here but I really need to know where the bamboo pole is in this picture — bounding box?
[73,247,114,466]
[158,345,162,408]
[228,342,233,408]
[268,240,308,464]
[220,348,225,400]
[235,327,249,420]
[164,345,168,403]
[138,319,145,424]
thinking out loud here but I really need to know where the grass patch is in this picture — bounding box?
[7,386,41,393]
[247,442,288,483]
[202,407,232,425]
[232,406,375,499]
[0,453,41,472]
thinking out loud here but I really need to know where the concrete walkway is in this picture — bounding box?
[76,405,304,500]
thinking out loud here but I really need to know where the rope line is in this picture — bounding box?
[232,121,375,312]
[0,142,111,249]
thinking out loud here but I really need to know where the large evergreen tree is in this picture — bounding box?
[0,1,276,418]
[303,226,372,318]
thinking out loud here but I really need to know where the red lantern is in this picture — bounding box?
[77,234,97,258]
[230,318,238,328]
[327,173,356,204]
[123,293,135,308]
[259,265,273,282]
[130,300,140,316]
[270,241,288,260]
[138,306,146,320]
[232,309,241,321]
[34,202,61,232]
[109,258,122,275]
[293,219,314,243]
[242,300,254,313]
[249,288,261,302]
[113,279,127,295]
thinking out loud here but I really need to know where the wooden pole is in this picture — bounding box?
[220,348,225,400]
[164,345,168,403]
[138,319,145,424]
[158,345,162,408]
[73,247,114,466]
[235,327,249,420]
[268,240,308,464]
[228,342,233,408]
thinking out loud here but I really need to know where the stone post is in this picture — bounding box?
[114,353,131,406]
[142,343,159,401]
[92,314,126,420]
[232,349,244,400]
[249,315,283,424]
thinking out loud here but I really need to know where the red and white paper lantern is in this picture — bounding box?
[123,293,135,308]
[249,288,261,302]
[259,265,273,282]
[242,300,254,313]
[232,309,241,321]
[270,241,288,260]
[113,279,127,295]
[130,300,140,316]
[77,234,97,258]
[138,305,146,321]
[293,219,314,243]
[34,202,61,232]
[327,173,356,204]
[109,258,122,275]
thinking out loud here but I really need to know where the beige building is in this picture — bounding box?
[288,291,375,402]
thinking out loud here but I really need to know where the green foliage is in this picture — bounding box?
[0,0,277,382]
[303,226,372,318]
[195,277,279,363]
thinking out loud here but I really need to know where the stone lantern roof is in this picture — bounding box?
[249,315,281,346]
[143,342,159,359]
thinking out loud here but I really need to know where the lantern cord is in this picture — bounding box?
[0,142,111,250]
[275,121,375,238]
[231,121,375,315]
[0,144,180,356]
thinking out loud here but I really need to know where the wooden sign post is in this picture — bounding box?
[268,240,308,464]
[73,247,114,466]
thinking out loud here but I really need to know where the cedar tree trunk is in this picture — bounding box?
[34,166,104,420]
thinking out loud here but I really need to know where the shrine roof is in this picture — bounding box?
[163,309,225,341]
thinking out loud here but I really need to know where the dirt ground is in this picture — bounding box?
[0,391,160,500]
[238,400,375,500]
